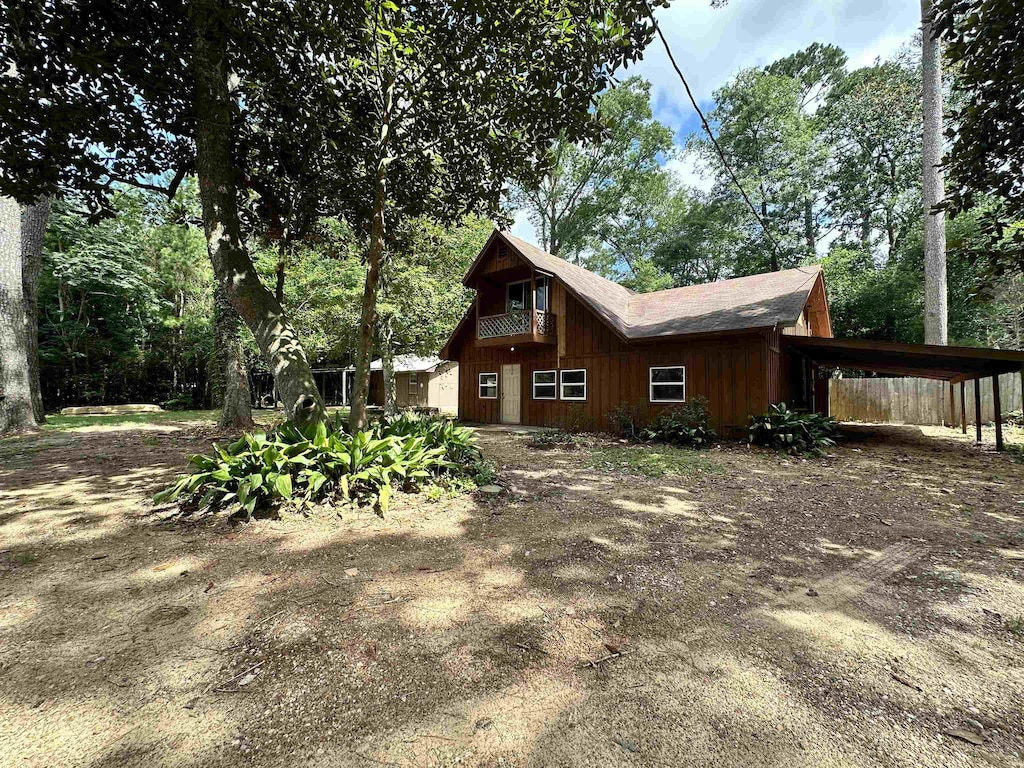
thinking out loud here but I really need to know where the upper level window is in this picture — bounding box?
[560,369,586,401]
[649,366,685,402]
[506,281,531,312]
[535,277,549,312]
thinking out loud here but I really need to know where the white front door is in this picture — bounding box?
[501,364,521,424]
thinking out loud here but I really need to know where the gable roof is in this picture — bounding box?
[469,231,824,340]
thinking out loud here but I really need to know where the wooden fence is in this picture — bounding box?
[830,373,1023,425]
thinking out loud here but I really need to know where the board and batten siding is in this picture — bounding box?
[454,291,772,434]
[830,374,1023,425]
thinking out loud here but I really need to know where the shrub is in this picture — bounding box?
[641,396,716,447]
[154,414,485,517]
[748,403,838,455]
[607,403,641,439]
[1006,409,1024,428]
[565,403,587,433]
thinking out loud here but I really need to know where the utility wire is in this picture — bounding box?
[642,0,785,261]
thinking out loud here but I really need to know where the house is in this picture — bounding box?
[367,355,459,414]
[250,356,458,413]
[440,230,1024,442]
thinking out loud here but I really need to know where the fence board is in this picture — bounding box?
[830,373,1022,425]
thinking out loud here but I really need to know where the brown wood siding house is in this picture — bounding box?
[441,231,832,436]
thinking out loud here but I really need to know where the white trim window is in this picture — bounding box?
[532,370,557,400]
[479,372,498,399]
[408,372,418,395]
[560,369,587,401]
[649,366,686,402]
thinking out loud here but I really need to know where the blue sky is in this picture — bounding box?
[512,0,921,243]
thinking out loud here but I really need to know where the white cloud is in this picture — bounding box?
[510,207,537,244]
[633,0,921,138]
[664,151,714,193]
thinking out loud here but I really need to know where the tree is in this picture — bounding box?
[212,283,253,428]
[0,197,38,433]
[512,78,674,266]
[337,4,668,429]
[821,58,921,252]
[21,196,50,422]
[920,0,948,344]
[935,0,1024,278]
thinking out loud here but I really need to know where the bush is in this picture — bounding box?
[1006,409,1024,428]
[748,403,838,455]
[607,403,641,439]
[641,396,716,447]
[154,413,485,517]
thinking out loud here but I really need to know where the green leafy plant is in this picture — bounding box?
[154,414,484,518]
[749,403,838,455]
[641,397,716,448]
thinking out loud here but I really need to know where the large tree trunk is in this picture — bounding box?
[921,0,948,345]
[379,317,397,416]
[189,0,324,427]
[0,197,39,434]
[349,71,395,431]
[213,283,254,429]
[21,195,50,423]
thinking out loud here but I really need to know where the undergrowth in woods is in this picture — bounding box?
[154,413,487,517]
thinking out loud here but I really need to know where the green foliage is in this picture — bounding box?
[640,397,716,448]
[748,403,838,455]
[585,445,722,478]
[154,413,485,517]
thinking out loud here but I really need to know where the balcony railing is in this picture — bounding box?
[478,309,554,340]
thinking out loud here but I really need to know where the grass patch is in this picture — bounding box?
[585,445,723,478]
[42,409,222,431]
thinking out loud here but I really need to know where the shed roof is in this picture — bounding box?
[489,232,822,339]
[783,336,1024,382]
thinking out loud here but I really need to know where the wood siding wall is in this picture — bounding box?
[455,292,772,435]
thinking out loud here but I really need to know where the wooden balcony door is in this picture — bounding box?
[501,364,521,424]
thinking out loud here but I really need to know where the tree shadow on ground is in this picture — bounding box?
[0,423,1022,767]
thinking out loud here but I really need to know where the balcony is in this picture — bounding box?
[477,309,556,347]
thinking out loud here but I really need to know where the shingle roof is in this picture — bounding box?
[498,231,821,339]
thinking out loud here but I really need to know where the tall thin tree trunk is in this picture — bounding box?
[921,0,948,345]
[763,201,779,271]
[350,70,395,431]
[803,196,815,258]
[379,316,396,416]
[0,197,38,434]
[189,0,324,426]
[21,195,50,422]
[213,283,253,429]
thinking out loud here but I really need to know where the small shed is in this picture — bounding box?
[376,355,459,414]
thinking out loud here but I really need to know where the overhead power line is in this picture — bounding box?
[642,0,785,262]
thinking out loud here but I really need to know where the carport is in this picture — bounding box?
[783,336,1024,451]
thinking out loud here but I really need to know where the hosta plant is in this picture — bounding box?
[154,414,484,517]
[748,403,838,455]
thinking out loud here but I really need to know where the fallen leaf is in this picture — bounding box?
[604,643,621,655]
[945,729,983,746]
[890,671,922,692]
[613,737,639,753]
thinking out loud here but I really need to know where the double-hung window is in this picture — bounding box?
[560,369,587,401]
[408,373,418,395]
[532,370,557,400]
[479,372,497,399]
[649,366,686,402]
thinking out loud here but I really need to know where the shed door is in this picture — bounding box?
[501,364,521,424]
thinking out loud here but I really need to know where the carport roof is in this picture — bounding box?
[783,335,1024,382]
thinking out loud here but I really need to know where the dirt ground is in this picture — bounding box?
[1,417,1023,768]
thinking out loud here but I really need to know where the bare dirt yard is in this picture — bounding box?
[1,416,1023,768]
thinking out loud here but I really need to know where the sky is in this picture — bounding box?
[511,0,922,244]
